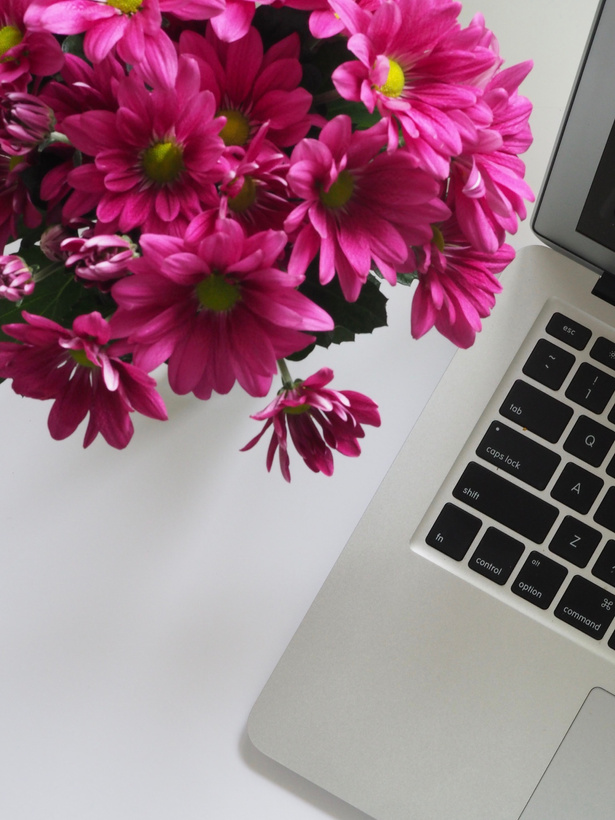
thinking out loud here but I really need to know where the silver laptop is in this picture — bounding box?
[248,1,615,817]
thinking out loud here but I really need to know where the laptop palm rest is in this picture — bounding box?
[520,687,615,819]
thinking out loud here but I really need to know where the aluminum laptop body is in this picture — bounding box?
[248,2,615,817]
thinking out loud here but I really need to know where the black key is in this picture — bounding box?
[555,576,615,639]
[512,551,567,610]
[425,503,481,561]
[500,380,573,443]
[476,422,560,490]
[549,516,602,568]
[452,462,559,543]
[522,339,575,390]
[595,488,615,534]
[565,363,615,414]
[551,463,604,514]
[590,336,615,371]
[592,540,615,588]
[564,415,615,467]
[468,528,525,585]
[546,313,591,350]
[607,452,615,479]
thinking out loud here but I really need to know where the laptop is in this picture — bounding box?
[248,1,615,817]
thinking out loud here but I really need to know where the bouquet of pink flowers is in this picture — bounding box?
[0,0,533,479]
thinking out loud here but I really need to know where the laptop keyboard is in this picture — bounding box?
[414,305,615,654]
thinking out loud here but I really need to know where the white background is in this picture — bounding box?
[0,2,598,818]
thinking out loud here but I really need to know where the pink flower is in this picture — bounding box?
[330,0,498,176]
[179,26,315,149]
[110,218,334,399]
[0,254,34,301]
[25,0,177,90]
[0,91,55,155]
[60,56,226,236]
[62,231,136,286]
[0,0,64,85]
[447,61,534,252]
[410,219,513,348]
[0,311,168,448]
[284,115,449,301]
[242,366,381,481]
[0,152,41,247]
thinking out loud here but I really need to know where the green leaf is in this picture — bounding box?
[397,272,418,286]
[297,263,388,353]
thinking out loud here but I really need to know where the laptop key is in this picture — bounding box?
[468,528,525,585]
[546,313,591,350]
[554,576,615,639]
[549,516,602,568]
[592,540,615,588]
[551,462,604,514]
[476,421,561,490]
[595,488,615,534]
[452,462,559,543]
[564,415,615,467]
[500,380,573,443]
[522,339,575,390]
[425,503,482,561]
[565,362,615,414]
[512,551,567,610]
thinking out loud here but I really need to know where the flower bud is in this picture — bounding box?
[0,92,55,155]
[62,233,136,286]
[0,254,34,301]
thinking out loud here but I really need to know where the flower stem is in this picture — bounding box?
[278,358,294,388]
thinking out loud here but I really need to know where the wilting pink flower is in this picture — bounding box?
[0,91,55,155]
[0,254,34,301]
[330,0,498,176]
[410,219,513,348]
[110,218,334,399]
[0,311,168,448]
[447,61,534,252]
[179,26,315,149]
[0,0,64,85]
[62,232,136,285]
[60,56,225,236]
[25,0,177,90]
[285,115,449,301]
[0,152,41,247]
[242,366,381,481]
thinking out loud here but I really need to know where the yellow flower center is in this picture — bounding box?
[8,154,23,172]
[319,170,355,209]
[142,141,184,185]
[228,176,257,213]
[432,225,445,252]
[375,59,405,98]
[107,0,142,13]
[284,403,311,415]
[196,274,240,312]
[69,349,97,368]
[218,109,250,147]
[0,25,22,58]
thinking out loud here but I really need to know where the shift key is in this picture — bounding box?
[453,462,559,543]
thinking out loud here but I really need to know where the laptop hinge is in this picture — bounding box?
[592,271,615,307]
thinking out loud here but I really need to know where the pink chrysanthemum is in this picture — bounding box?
[284,115,449,302]
[179,25,315,149]
[0,254,34,301]
[410,219,512,348]
[62,231,136,286]
[0,152,41,247]
[0,0,64,86]
[25,0,177,90]
[110,219,334,399]
[330,0,499,176]
[242,366,381,481]
[447,61,534,252]
[0,311,168,448]
[60,56,226,237]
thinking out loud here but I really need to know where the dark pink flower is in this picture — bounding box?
[242,366,381,481]
[0,254,34,301]
[62,231,136,286]
[0,311,168,448]
[0,91,55,155]
[330,0,498,176]
[25,0,177,89]
[0,0,64,85]
[60,56,226,236]
[110,218,334,399]
[178,25,315,149]
[410,219,512,348]
[284,115,449,301]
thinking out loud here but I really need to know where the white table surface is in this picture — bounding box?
[0,2,598,818]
